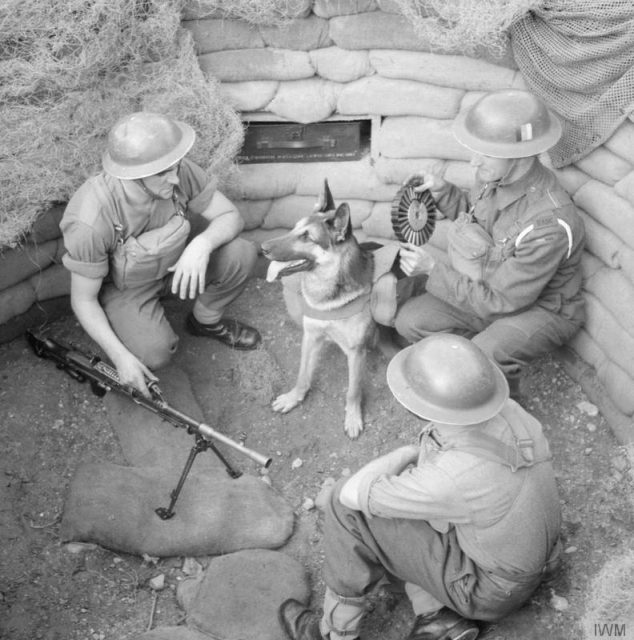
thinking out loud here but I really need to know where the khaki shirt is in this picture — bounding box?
[427,159,585,323]
[60,158,215,280]
[356,401,561,580]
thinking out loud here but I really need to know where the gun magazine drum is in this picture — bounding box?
[390,185,437,246]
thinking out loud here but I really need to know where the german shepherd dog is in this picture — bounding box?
[261,181,375,439]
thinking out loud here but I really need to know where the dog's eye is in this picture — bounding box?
[300,231,310,240]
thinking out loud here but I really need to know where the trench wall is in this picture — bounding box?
[1,0,633,441]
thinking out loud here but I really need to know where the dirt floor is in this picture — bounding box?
[1,272,633,640]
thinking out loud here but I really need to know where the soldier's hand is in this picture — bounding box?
[399,242,436,277]
[113,351,157,399]
[403,162,447,198]
[169,236,212,300]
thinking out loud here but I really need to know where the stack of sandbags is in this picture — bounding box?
[0,206,70,343]
[552,121,634,436]
[180,3,524,250]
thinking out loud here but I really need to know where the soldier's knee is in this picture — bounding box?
[141,336,179,371]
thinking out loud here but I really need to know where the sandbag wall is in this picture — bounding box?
[551,127,634,443]
[183,0,634,441]
[0,206,71,343]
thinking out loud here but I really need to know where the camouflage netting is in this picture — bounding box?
[183,0,311,25]
[388,0,541,58]
[0,0,244,249]
[511,0,634,168]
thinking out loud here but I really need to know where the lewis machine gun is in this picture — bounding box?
[26,329,272,520]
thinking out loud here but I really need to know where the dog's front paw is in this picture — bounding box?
[271,389,304,414]
[344,405,364,439]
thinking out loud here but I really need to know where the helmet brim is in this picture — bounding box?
[452,107,562,159]
[386,343,509,425]
[102,120,196,180]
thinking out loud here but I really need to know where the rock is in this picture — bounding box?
[149,574,166,591]
[576,401,599,417]
[291,458,303,469]
[549,589,569,611]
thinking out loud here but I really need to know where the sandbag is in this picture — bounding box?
[233,163,301,200]
[614,170,634,207]
[604,120,634,166]
[368,50,522,91]
[337,77,463,118]
[0,280,36,325]
[23,205,65,244]
[103,365,225,475]
[309,47,371,82]
[575,147,632,186]
[29,263,71,301]
[182,19,264,53]
[577,208,622,270]
[570,329,634,417]
[293,158,395,202]
[377,116,471,160]
[130,627,209,640]
[552,165,592,197]
[361,202,396,240]
[260,16,332,50]
[267,78,340,123]
[0,238,60,291]
[180,549,311,640]
[584,292,634,380]
[313,0,378,18]
[584,265,634,336]
[60,462,294,557]
[198,49,313,82]
[220,80,279,112]
[236,199,273,231]
[575,180,634,250]
[328,12,436,51]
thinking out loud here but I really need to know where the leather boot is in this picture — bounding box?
[186,313,261,350]
[279,599,326,640]
[406,608,479,640]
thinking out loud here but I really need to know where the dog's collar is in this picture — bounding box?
[301,289,371,320]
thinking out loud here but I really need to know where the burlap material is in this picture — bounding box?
[180,549,311,640]
[130,627,209,640]
[103,366,224,475]
[59,462,294,557]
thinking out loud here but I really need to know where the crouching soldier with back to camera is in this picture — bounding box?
[279,334,561,640]
[379,89,585,400]
[60,112,261,397]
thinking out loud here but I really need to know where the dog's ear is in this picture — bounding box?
[317,178,336,213]
[331,203,352,242]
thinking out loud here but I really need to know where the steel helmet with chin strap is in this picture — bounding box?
[386,334,509,425]
[453,89,562,159]
[102,112,196,179]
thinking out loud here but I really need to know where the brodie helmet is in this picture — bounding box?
[386,334,508,425]
[102,112,195,179]
[453,89,562,159]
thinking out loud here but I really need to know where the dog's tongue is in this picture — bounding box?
[266,260,288,282]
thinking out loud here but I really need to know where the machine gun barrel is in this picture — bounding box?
[26,329,272,518]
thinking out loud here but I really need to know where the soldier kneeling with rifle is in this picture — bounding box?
[279,335,561,640]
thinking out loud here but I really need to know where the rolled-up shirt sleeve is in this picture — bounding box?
[356,464,469,522]
[61,216,114,279]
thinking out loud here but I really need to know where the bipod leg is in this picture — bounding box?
[155,434,206,520]
[207,440,243,479]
